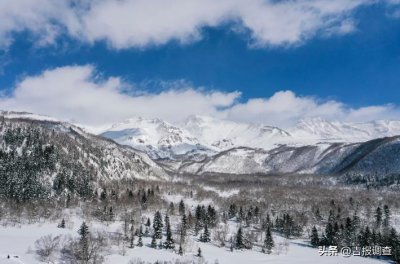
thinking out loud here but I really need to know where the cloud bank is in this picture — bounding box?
[0,65,398,128]
[0,0,396,49]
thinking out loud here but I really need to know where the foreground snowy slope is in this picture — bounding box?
[0,216,391,264]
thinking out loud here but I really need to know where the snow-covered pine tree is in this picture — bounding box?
[238,207,244,222]
[150,234,157,248]
[169,202,175,215]
[179,200,185,215]
[109,206,114,222]
[58,218,65,228]
[78,221,90,261]
[228,204,237,219]
[141,192,147,209]
[164,217,175,249]
[153,211,163,239]
[178,243,183,256]
[164,214,170,231]
[375,207,382,228]
[383,205,391,228]
[263,226,274,254]
[180,213,188,239]
[129,224,135,248]
[324,222,335,245]
[137,226,143,247]
[310,226,319,247]
[201,224,211,243]
[235,227,244,249]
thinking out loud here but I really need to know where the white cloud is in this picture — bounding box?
[0,65,399,128]
[0,0,388,50]
[0,65,240,125]
[224,90,400,127]
[0,0,78,48]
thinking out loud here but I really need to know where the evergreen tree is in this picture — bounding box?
[78,221,89,240]
[181,213,188,237]
[363,226,371,246]
[188,211,194,228]
[201,224,211,243]
[254,206,260,223]
[344,217,353,246]
[383,205,390,228]
[178,244,183,256]
[169,202,175,215]
[179,200,185,215]
[207,205,217,227]
[153,211,163,239]
[129,224,135,248]
[58,218,66,228]
[228,204,237,219]
[150,234,157,248]
[164,214,170,231]
[78,222,90,261]
[137,226,143,247]
[141,192,147,208]
[375,207,382,228]
[235,227,245,249]
[164,216,175,249]
[310,226,319,247]
[238,207,244,222]
[109,206,114,221]
[324,222,335,245]
[263,226,274,254]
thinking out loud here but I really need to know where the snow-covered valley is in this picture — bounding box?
[0,111,400,264]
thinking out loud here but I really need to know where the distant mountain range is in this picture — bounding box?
[100,114,400,158]
[2,111,400,184]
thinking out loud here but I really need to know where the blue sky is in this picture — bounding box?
[1,0,400,127]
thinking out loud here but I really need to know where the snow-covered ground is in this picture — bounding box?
[0,216,392,264]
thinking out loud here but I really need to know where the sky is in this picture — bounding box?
[1,0,400,128]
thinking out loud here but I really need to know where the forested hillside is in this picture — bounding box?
[0,117,166,202]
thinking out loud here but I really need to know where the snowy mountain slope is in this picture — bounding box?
[172,136,400,179]
[101,115,400,160]
[3,111,400,179]
[183,115,292,150]
[100,115,294,159]
[290,117,400,142]
[0,113,167,200]
[100,117,208,159]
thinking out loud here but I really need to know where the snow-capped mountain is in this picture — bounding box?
[101,115,400,159]
[100,115,294,158]
[100,117,209,159]
[183,115,292,149]
[3,111,400,179]
[290,117,400,142]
